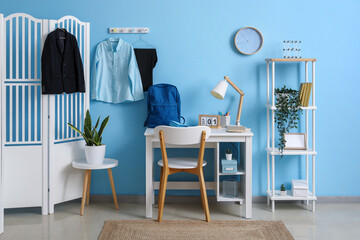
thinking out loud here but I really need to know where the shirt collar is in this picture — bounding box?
[107,38,123,52]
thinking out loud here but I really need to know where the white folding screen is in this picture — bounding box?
[0,13,3,235]
[0,13,90,233]
[47,16,90,214]
[0,13,47,220]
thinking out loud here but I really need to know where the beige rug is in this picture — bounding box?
[98,220,294,240]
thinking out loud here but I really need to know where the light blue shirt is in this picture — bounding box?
[91,38,144,103]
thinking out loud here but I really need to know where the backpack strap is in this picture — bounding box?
[144,91,151,127]
[180,116,185,124]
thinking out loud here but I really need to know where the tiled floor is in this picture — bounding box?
[0,200,359,240]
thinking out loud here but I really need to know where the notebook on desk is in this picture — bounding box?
[226,125,251,133]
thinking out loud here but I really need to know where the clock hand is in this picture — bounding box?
[242,34,250,42]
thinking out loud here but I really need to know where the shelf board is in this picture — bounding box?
[265,58,316,62]
[266,105,317,110]
[267,190,317,201]
[218,192,244,202]
[266,148,317,156]
[219,167,245,176]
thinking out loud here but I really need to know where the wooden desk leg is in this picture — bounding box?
[86,170,92,205]
[80,170,90,216]
[108,168,119,210]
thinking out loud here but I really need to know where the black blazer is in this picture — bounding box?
[41,28,85,94]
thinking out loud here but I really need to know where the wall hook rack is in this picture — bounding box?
[109,27,149,34]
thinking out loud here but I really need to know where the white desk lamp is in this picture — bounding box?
[211,75,244,128]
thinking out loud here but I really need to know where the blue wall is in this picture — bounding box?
[2,0,360,196]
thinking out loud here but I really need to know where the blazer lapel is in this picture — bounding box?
[55,28,68,61]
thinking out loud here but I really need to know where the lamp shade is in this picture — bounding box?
[211,80,228,100]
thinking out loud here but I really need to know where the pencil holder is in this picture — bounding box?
[220,115,230,128]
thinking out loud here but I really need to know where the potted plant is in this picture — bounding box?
[275,85,302,156]
[225,149,232,160]
[280,184,286,196]
[68,110,109,164]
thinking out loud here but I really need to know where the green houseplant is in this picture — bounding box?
[274,85,302,156]
[68,110,109,164]
[280,184,286,196]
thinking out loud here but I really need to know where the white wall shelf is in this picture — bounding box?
[265,58,316,212]
[266,105,317,110]
[266,148,317,156]
[219,167,245,176]
[266,190,317,201]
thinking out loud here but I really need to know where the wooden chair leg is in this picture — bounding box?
[80,170,90,216]
[158,167,163,205]
[107,168,119,210]
[158,168,168,222]
[86,170,92,205]
[198,169,210,222]
[199,177,205,210]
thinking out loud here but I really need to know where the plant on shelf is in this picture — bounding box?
[280,184,286,196]
[274,85,302,156]
[225,148,232,160]
[68,109,109,164]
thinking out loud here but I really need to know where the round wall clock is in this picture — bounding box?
[234,27,263,55]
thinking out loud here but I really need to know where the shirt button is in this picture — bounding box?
[63,74,66,78]
[63,63,66,66]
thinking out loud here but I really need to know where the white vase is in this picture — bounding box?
[225,153,232,160]
[280,190,286,196]
[85,144,106,165]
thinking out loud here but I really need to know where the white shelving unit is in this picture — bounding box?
[265,58,317,212]
[217,161,245,204]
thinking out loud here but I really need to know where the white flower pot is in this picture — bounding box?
[280,190,286,196]
[85,144,106,165]
[225,153,232,160]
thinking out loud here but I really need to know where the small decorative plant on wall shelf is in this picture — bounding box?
[274,85,302,157]
[280,184,286,196]
[68,110,109,164]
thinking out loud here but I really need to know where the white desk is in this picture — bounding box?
[144,128,253,219]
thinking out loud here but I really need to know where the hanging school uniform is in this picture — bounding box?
[41,28,85,94]
[91,38,144,103]
[134,49,157,91]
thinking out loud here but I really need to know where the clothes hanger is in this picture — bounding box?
[57,28,67,39]
[132,35,155,49]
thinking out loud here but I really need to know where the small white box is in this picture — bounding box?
[292,179,308,189]
[293,189,308,196]
[292,179,308,197]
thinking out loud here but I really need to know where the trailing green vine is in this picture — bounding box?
[274,85,302,156]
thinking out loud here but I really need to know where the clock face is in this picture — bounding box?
[234,27,263,55]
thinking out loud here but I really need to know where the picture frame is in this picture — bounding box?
[199,114,221,129]
[284,133,307,150]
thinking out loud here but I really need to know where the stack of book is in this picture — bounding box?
[291,179,308,196]
[226,125,251,133]
[299,82,313,107]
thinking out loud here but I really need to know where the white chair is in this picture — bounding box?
[154,126,211,222]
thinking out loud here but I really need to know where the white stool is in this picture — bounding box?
[72,158,119,216]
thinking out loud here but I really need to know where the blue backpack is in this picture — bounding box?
[144,84,185,128]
